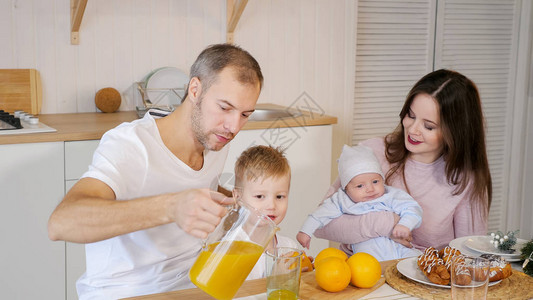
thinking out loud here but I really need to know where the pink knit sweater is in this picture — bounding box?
[314,138,487,251]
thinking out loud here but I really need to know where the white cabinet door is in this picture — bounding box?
[0,142,65,299]
[65,140,100,180]
[64,140,99,300]
[223,125,333,257]
[65,180,86,300]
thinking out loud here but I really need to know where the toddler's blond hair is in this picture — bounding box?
[234,145,291,187]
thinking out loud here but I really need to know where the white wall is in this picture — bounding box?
[0,0,227,113]
[0,0,354,171]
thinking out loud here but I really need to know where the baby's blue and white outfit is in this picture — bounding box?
[299,145,423,261]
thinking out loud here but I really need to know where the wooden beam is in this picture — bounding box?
[226,0,248,44]
[70,0,88,45]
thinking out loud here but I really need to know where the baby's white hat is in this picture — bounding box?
[339,145,384,189]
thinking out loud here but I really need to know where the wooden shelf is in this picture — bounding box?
[226,0,248,44]
[70,0,88,45]
[69,1,247,45]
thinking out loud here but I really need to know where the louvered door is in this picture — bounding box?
[353,0,436,144]
[434,0,520,233]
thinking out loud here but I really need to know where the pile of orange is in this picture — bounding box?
[313,248,381,293]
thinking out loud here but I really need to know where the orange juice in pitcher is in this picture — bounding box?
[190,240,263,299]
[189,199,278,300]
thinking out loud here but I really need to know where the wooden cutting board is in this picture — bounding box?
[0,69,42,114]
[299,271,386,299]
[126,271,387,299]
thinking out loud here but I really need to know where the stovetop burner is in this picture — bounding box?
[0,110,57,135]
[0,110,23,130]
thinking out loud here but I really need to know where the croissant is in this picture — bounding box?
[451,255,473,286]
[480,254,513,282]
[440,247,461,262]
[440,246,463,272]
[417,247,450,285]
[488,264,512,282]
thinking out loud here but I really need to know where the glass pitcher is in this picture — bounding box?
[189,198,279,300]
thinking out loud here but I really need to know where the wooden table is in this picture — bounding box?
[125,260,400,300]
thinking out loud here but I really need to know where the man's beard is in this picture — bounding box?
[191,97,233,151]
[191,97,211,150]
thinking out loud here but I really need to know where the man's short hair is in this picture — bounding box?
[183,44,263,101]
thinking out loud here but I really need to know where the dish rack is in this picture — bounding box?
[135,82,186,117]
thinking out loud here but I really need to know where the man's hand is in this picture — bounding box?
[171,189,233,239]
[297,232,311,249]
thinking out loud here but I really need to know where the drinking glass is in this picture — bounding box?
[451,255,489,300]
[265,247,302,300]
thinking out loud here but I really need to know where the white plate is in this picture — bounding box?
[449,236,480,257]
[396,257,501,288]
[449,236,522,262]
[145,67,188,106]
[463,236,526,259]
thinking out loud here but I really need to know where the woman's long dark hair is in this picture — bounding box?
[385,69,492,218]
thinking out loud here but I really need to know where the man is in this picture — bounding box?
[48,44,263,299]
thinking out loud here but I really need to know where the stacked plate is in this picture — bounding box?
[144,67,189,107]
[449,235,527,262]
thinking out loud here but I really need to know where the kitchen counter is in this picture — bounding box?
[0,103,337,145]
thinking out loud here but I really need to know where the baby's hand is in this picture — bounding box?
[296,232,311,249]
[392,224,411,239]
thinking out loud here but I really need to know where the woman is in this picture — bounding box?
[314,69,492,252]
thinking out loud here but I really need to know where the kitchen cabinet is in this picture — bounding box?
[64,140,99,300]
[0,140,98,300]
[222,125,333,257]
[0,142,65,299]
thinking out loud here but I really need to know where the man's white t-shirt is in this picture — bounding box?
[76,112,229,299]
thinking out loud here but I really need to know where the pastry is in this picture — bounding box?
[439,246,472,285]
[480,254,513,282]
[450,255,473,285]
[439,246,463,272]
[417,247,451,285]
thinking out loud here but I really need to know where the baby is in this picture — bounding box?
[297,145,423,261]
[233,145,300,279]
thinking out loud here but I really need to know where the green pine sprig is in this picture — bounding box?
[489,230,519,253]
[521,240,533,277]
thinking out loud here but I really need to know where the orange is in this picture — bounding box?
[346,252,382,288]
[288,251,313,271]
[300,251,314,271]
[314,247,348,267]
[314,256,351,292]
